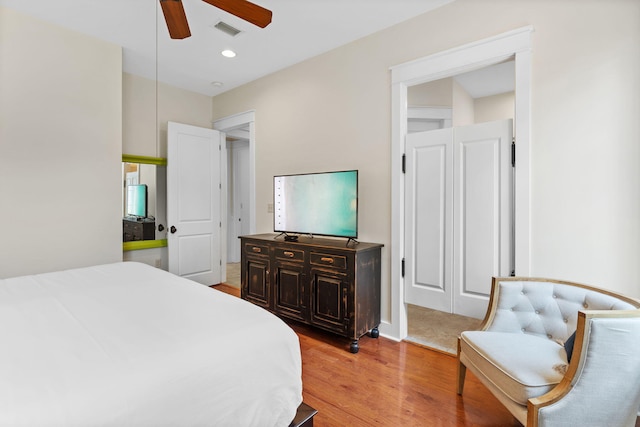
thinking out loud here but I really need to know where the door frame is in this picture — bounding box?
[407,106,452,132]
[226,139,250,262]
[213,111,257,266]
[387,26,533,340]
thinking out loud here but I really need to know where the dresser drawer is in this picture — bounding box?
[275,247,305,262]
[310,252,347,269]
[244,242,270,256]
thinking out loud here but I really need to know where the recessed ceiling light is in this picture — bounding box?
[210,81,224,88]
[221,49,236,58]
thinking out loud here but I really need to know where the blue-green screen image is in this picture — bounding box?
[274,170,358,238]
[126,184,147,218]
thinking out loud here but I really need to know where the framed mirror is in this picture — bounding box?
[122,154,167,251]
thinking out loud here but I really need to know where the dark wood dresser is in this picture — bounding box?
[123,217,155,241]
[240,233,383,353]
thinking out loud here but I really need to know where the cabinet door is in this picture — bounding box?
[310,268,349,334]
[274,262,306,321]
[242,256,271,309]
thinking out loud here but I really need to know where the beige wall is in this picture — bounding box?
[123,73,213,158]
[211,0,640,329]
[407,79,514,125]
[408,78,453,106]
[0,7,122,278]
[475,92,515,124]
[451,80,475,126]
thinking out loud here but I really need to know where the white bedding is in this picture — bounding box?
[0,262,302,427]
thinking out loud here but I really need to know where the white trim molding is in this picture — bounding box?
[383,26,533,340]
[213,110,257,235]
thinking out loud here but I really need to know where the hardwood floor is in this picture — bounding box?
[213,284,520,426]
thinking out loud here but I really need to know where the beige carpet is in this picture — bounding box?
[225,262,241,288]
[406,305,482,355]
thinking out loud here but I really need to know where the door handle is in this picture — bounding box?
[170,226,177,234]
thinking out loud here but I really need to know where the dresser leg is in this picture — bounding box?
[370,327,379,339]
[349,340,359,353]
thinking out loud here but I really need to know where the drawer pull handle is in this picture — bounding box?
[284,251,294,258]
[252,247,262,253]
[321,257,334,264]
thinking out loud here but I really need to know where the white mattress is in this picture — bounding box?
[0,262,302,427]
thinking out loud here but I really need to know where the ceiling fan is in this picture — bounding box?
[159,0,272,39]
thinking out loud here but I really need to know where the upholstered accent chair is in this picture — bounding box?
[457,277,640,427]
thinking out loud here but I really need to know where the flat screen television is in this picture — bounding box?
[126,184,147,218]
[274,170,358,239]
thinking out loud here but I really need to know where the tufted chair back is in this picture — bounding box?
[483,279,639,344]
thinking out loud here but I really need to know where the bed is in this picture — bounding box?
[0,262,303,426]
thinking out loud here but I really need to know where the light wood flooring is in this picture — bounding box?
[212,283,520,426]
[215,279,640,426]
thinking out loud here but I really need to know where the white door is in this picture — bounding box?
[453,120,513,318]
[404,119,513,318]
[404,127,454,313]
[167,122,222,285]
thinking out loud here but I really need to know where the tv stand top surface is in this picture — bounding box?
[123,216,155,223]
[241,233,383,252]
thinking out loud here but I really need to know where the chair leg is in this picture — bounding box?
[457,360,467,395]
[457,338,466,395]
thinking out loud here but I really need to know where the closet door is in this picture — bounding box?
[453,119,513,318]
[404,127,454,312]
[404,119,513,318]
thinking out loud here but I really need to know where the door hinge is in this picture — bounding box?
[511,138,516,167]
[401,258,405,278]
[402,154,406,174]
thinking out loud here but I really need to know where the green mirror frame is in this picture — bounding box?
[122,154,168,252]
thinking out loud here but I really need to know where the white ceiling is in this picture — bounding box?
[0,0,456,96]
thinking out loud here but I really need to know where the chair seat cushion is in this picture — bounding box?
[460,331,567,405]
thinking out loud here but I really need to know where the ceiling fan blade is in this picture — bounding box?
[202,0,272,28]
[160,0,192,39]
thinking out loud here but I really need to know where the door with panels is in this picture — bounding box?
[167,121,222,286]
[404,119,513,318]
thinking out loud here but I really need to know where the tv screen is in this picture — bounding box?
[126,184,147,218]
[274,170,358,238]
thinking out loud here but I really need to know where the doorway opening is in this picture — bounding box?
[404,63,515,352]
[388,27,533,345]
[214,111,256,288]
